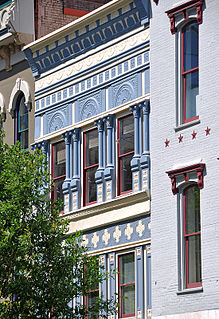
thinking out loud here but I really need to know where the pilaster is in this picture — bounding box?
[62,131,72,214]
[94,118,105,204]
[103,114,115,201]
[136,246,144,319]
[70,128,81,211]
[140,100,150,190]
[130,104,141,192]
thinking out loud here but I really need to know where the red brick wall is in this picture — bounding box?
[37,0,77,39]
[36,0,110,39]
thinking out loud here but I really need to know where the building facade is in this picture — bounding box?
[24,0,152,318]
[150,0,219,318]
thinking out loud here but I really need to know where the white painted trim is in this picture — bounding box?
[8,78,32,117]
[0,93,6,121]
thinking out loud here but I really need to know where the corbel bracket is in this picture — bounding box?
[166,0,204,35]
[166,163,205,195]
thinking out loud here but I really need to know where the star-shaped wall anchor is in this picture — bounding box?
[165,139,170,147]
[205,126,211,135]
[178,134,183,143]
[192,131,197,139]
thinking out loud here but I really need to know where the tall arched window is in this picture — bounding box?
[182,22,199,123]
[15,93,29,150]
[183,185,201,288]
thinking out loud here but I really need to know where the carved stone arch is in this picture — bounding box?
[0,93,6,122]
[8,78,32,118]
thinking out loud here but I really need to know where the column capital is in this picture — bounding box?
[31,140,49,154]
[94,118,104,132]
[72,128,81,142]
[62,130,72,144]
[103,114,114,129]
[130,104,141,118]
[140,99,150,115]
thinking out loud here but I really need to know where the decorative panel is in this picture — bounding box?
[74,89,105,123]
[109,73,142,109]
[43,104,72,135]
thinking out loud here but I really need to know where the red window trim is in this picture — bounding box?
[64,7,90,17]
[51,141,66,213]
[181,21,199,123]
[183,185,202,288]
[166,0,204,35]
[118,253,135,318]
[117,115,134,196]
[166,163,205,195]
[83,128,98,207]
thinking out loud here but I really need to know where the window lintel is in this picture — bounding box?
[166,0,204,34]
[166,163,205,194]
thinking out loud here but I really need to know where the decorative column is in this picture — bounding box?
[140,100,150,191]
[99,254,107,317]
[94,118,105,204]
[146,245,152,319]
[31,139,49,163]
[70,128,81,211]
[109,253,116,319]
[135,246,144,319]
[62,131,72,214]
[103,114,115,201]
[130,104,141,192]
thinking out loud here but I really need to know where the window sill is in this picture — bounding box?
[177,286,203,295]
[174,118,200,132]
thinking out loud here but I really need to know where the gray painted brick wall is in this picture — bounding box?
[150,0,219,316]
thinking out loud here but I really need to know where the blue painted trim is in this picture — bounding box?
[35,65,149,116]
[35,115,41,139]
[135,246,144,319]
[35,40,150,97]
[146,245,152,317]
[145,68,150,94]
[26,1,150,76]
[109,252,116,319]
[100,254,107,317]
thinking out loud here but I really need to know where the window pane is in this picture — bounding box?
[120,253,135,285]
[54,176,65,209]
[185,186,200,234]
[19,96,28,131]
[19,131,28,150]
[86,166,97,203]
[53,142,66,178]
[188,235,202,284]
[183,23,198,72]
[119,116,134,155]
[85,129,98,167]
[121,285,135,315]
[120,154,132,193]
[87,290,99,319]
[185,70,199,121]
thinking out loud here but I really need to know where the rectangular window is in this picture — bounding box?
[182,22,199,123]
[183,185,201,288]
[51,141,66,211]
[117,115,134,195]
[83,129,98,206]
[118,253,135,318]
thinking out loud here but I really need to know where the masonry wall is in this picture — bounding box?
[150,0,219,317]
[37,0,110,39]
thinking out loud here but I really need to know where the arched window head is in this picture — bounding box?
[9,78,32,118]
[15,93,29,149]
[182,22,199,123]
[183,185,202,288]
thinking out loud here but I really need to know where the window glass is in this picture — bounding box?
[53,142,66,178]
[184,185,201,288]
[119,116,134,155]
[52,141,66,211]
[183,23,198,72]
[119,253,135,317]
[84,129,98,205]
[16,94,28,150]
[185,71,199,121]
[120,155,133,193]
[185,186,200,234]
[85,129,98,167]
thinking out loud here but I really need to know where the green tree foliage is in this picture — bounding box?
[0,121,115,318]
